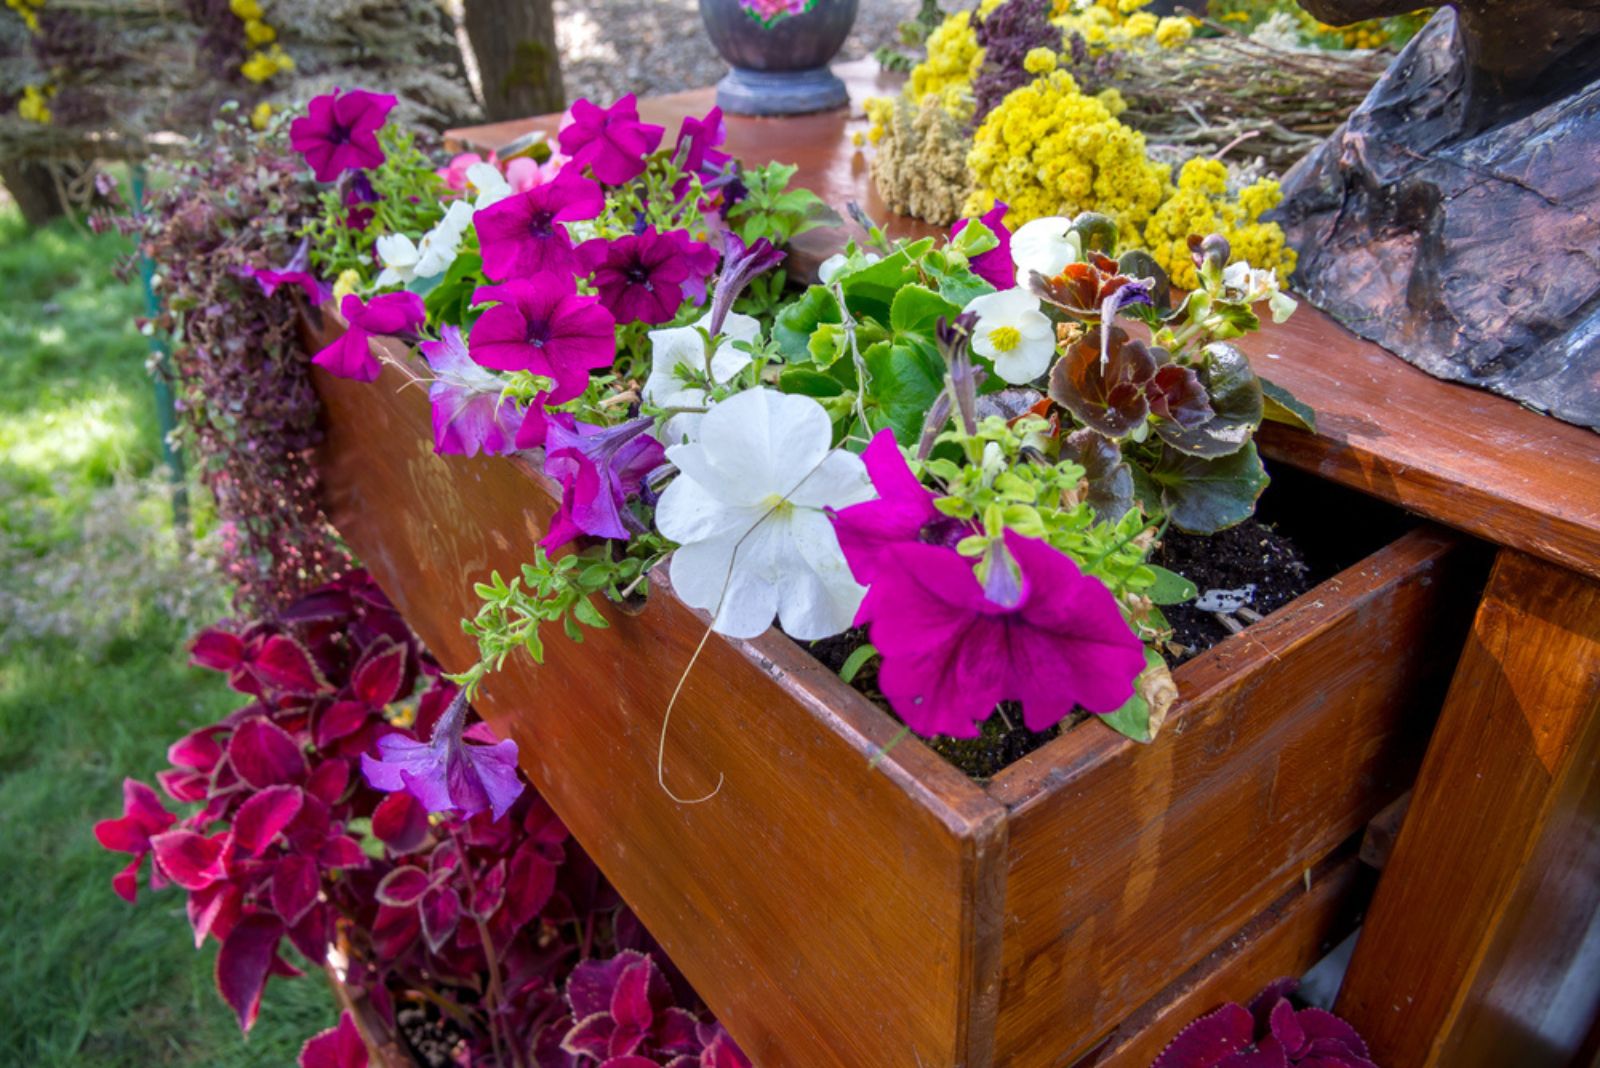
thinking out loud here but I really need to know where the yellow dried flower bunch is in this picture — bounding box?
[909,11,983,104]
[1049,0,1195,55]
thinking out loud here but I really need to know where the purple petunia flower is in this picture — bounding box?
[467,274,616,403]
[852,530,1145,738]
[312,292,426,382]
[361,690,523,821]
[238,237,332,306]
[705,232,785,337]
[541,416,666,550]
[558,95,664,185]
[582,228,713,326]
[419,326,523,457]
[952,200,1016,290]
[473,172,604,282]
[289,89,397,183]
[828,429,969,585]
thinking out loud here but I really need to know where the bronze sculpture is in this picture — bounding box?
[1276,0,1600,430]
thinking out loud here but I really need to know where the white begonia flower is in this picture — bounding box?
[465,162,512,212]
[643,311,761,445]
[375,201,473,288]
[818,250,882,284]
[655,388,874,640]
[1222,261,1298,323]
[1010,216,1083,281]
[965,287,1057,384]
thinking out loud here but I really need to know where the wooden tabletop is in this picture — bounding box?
[447,60,1600,583]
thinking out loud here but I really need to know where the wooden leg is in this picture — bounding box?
[1334,548,1600,1066]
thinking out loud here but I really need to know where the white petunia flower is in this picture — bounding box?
[375,201,473,288]
[1010,216,1083,281]
[965,287,1057,384]
[465,162,512,212]
[655,389,874,640]
[1221,261,1298,323]
[642,311,761,445]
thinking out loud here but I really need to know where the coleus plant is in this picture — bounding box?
[1153,979,1378,1068]
[95,571,752,1068]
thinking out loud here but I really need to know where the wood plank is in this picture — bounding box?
[308,333,1009,1068]
[1334,548,1600,1067]
[1077,851,1373,1068]
[986,526,1477,1066]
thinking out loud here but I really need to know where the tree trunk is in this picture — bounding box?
[0,157,69,227]
[462,0,565,122]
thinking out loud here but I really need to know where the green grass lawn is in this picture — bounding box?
[0,205,338,1065]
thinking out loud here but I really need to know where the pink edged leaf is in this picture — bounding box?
[190,627,245,672]
[271,854,321,925]
[232,784,304,855]
[596,1059,662,1068]
[371,790,430,854]
[561,1013,618,1060]
[524,795,569,844]
[168,728,225,772]
[299,1009,369,1068]
[317,700,374,748]
[150,829,226,891]
[375,864,432,908]
[469,859,508,920]
[419,883,462,954]
[654,1007,702,1055]
[286,904,330,964]
[370,902,421,959]
[506,840,559,926]
[700,1025,753,1068]
[350,638,408,707]
[156,767,209,803]
[318,833,367,870]
[610,957,663,1037]
[252,634,331,696]
[111,857,142,903]
[1267,998,1307,1056]
[1219,1048,1289,1068]
[1153,1003,1256,1068]
[229,718,308,788]
[216,911,285,1032]
[188,880,243,948]
[567,949,643,1019]
[94,779,175,853]
[306,757,350,806]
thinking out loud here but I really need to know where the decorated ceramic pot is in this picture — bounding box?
[698,0,859,115]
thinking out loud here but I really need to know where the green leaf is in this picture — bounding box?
[842,242,930,320]
[889,283,960,337]
[779,366,846,398]
[1144,565,1197,606]
[1154,343,1264,458]
[1098,648,1168,744]
[863,338,946,445]
[839,643,879,684]
[926,262,996,309]
[572,595,609,629]
[772,285,840,363]
[1144,440,1270,534]
[1260,377,1317,433]
[424,252,484,329]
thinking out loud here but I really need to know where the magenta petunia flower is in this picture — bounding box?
[558,95,665,185]
[952,200,1015,290]
[541,416,666,550]
[289,89,397,183]
[582,228,713,326]
[419,326,523,457]
[468,275,616,403]
[472,172,604,282]
[674,106,732,180]
[829,428,971,584]
[855,530,1145,738]
[312,292,425,382]
[361,691,523,821]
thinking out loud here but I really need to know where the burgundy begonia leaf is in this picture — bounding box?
[1149,363,1215,429]
[188,880,243,948]
[305,757,350,806]
[317,700,374,748]
[232,784,304,855]
[216,912,285,1032]
[375,865,433,908]
[1048,325,1158,438]
[371,790,430,854]
[1153,1003,1256,1068]
[420,883,462,953]
[228,718,308,788]
[562,1013,619,1060]
[1153,343,1263,459]
[318,834,367,870]
[1061,427,1135,525]
[271,854,321,925]
[350,638,408,707]
[251,634,332,695]
[190,627,245,672]
[150,829,227,891]
[299,1010,369,1068]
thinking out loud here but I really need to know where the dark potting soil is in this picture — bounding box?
[397,1002,469,1067]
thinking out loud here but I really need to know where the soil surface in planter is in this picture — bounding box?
[806,471,1414,780]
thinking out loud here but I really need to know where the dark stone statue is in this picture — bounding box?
[1275,0,1600,430]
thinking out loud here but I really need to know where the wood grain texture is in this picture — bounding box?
[1076,851,1373,1068]
[1334,549,1600,1067]
[309,331,1009,1068]
[986,526,1477,1066]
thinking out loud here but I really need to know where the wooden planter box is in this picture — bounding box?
[307,321,1478,1067]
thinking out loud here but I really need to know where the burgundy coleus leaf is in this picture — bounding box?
[376,864,433,907]
[1149,363,1214,429]
[299,1009,369,1068]
[470,859,508,920]
[215,911,285,1032]
[371,902,421,959]
[1048,325,1158,438]
[157,767,210,803]
[190,627,245,672]
[1294,1008,1375,1064]
[229,717,308,788]
[371,790,430,854]
[95,779,177,902]
[232,784,304,855]
[168,726,225,774]
[286,904,330,965]
[699,1024,753,1068]
[271,854,321,925]
[419,883,462,953]
[319,834,367,869]
[316,700,374,748]
[506,838,560,926]
[305,756,350,806]
[1153,1002,1256,1068]
[350,637,408,707]
[251,634,331,696]
[150,829,227,891]
[188,879,243,948]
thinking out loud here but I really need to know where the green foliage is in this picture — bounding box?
[727,162,841,247]
[305,126,447,281]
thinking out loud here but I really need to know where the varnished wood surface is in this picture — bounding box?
[986,526,1476,1065]
[450,62,1600,586]
[1334,549,1600,1067]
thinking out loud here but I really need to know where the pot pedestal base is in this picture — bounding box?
[715,66,847,116]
